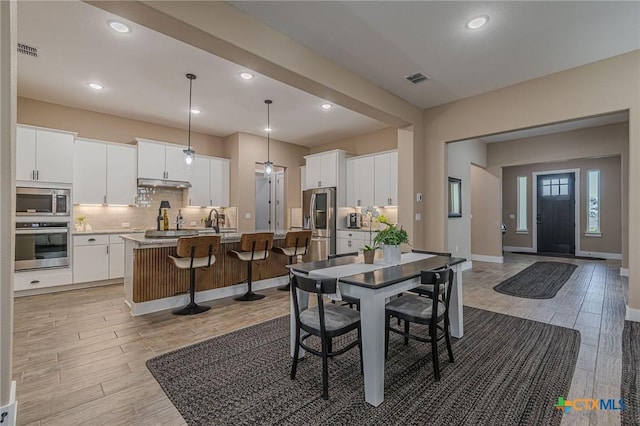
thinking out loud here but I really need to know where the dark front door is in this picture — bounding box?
[537,173,575,254]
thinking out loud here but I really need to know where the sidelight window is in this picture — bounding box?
[587,170,600,234]
[516,176,527,232]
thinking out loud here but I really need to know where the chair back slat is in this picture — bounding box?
[176,235,220,258]
[421,266,454,312]
[285,230,312,249]
[240,232,274,252]
[292,274,337,294]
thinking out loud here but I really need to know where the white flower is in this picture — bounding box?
[361,206,379,217]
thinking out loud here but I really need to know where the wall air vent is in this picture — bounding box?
[405,72,429,84]
[17,43,38,58]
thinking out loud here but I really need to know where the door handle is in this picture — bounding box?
[536,214,542,224]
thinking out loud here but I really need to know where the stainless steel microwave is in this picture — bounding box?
[16,187,70,216]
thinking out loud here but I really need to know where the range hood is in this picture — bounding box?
[137,178,192,189]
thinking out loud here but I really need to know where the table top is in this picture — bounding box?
[291,253,465,289]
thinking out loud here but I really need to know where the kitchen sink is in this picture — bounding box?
[144,229,198,239]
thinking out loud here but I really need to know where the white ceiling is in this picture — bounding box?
[232,1,640,109]
[17,1,639,148]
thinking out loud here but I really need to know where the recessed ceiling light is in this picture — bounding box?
[264,127,272,132]
[190,108,201,114]
[321,103,332,109]
[87,82,103,90]
[466,15,489,30]
[240,72,254,80]
[108,20,130,33]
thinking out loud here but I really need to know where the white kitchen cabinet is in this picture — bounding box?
[17,125,75,183]
[304,150,344,189]
[346,156,375,208]
[74,139,107,204]
[108,235,125,279]
[374,151,398,206]
[336,230,368,254]
[210,158,230,207]
[74,139,136,205]
[186,156,230,207]
[14,268,73,292]
[136,139,191,181]
[106,144,137,205]
[73,235,110,283]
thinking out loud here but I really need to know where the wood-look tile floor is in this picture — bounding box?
[12,254,626,425]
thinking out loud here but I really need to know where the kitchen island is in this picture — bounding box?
[121,230,290,315]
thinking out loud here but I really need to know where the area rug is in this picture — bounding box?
[146,307,579,426]
[622,320,640,425]
[511,251,606,261]
[493,261,577,299]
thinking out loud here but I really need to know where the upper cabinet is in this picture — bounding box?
[346,156,375,208]
[74,138,137,205]
[304,150,347,190]
[136,139,191,182]
[345,150,398,207]
[17,125,75,183]
[374,151,398,206]
[185,155,230,207]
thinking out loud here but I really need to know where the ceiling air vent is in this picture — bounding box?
[405,72,429,84]
[17,43,38,58]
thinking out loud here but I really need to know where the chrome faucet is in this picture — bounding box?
[208,208,220,233]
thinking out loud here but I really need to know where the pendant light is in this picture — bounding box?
[264,99,273,177]
[183,73,196,169]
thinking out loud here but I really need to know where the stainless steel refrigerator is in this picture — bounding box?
[302,187,336,261]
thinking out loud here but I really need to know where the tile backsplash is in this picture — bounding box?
[74,187,236,231]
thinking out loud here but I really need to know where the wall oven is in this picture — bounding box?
[15,221,71,271]
[16,187,70,216]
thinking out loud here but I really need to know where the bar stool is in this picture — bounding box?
[272,230,312,291]
[228,232,274,301]
[168,235,220,315]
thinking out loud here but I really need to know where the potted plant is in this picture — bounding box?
[361,206,380,263]
[374,215,409,265]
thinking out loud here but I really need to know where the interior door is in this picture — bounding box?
[537,173,575,254]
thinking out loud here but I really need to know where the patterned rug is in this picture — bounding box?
[622,320,640,425]
[146,307,579,425]
[493,261,577,299]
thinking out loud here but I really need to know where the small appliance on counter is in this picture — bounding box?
[348,213,362,229]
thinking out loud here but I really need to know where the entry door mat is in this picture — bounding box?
[622,320,640,425]
[494,261,578,299]
[146,307,579,426]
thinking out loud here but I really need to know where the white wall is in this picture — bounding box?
[446,139,487,262]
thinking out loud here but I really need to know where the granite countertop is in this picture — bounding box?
[337,228,380,233]
[121,229,288,246]
[73,229,145,235]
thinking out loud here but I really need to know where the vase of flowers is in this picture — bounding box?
[361,206,380,263]
[374,215,409,265]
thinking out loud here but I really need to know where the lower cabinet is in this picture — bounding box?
[73,234,126,284]
[14,268,73,292]
[336,230,368,254]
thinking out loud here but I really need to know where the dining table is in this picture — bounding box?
[289,251,466,407]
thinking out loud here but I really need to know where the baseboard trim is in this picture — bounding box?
[575,250,622,260]
[127,275,289,316]
[14,279,122,297]
[620,268,629,277]
[460,260,473,271]
[503,246,535,253]
[626,305,640,322]
[0,380,17,426]
[470,254,504,263]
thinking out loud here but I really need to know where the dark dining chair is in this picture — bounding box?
[409,250,452,298]
[384,267,455,381]
[290,274,363,400]
[328,252,360,309]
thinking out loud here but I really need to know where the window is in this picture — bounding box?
[541,177,569,197]
[516,176,527,231]
[448,177,462,218]
[587,170,600,234]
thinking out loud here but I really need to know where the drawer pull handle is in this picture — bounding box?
[88,238,96,242]
[30,280,40,284]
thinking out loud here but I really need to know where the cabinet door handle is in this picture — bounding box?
[348,240,351,247]
[165,171,168,179]
[36,170,39,180]
[32,170,36,180]
[30,280,40,284]
[107,246,109,254]
[104,195,107,204]
[88,238,96,242]
[189,198,191,205]
[318,180,321,187]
